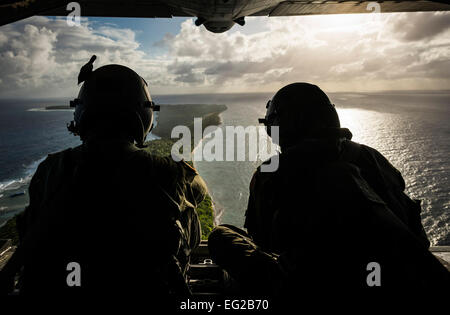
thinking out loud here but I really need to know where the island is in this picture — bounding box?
[152,104,227,139]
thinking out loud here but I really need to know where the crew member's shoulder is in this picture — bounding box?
[132,149,198,177]
[357,142,381,156]
[40,146,78,168]
[29,147,80,182]
[349,140,405,188]
[45,147,74,159]
[356,141,392,165]
[342,140,383,162]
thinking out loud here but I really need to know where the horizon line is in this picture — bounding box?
[1,89,450,100]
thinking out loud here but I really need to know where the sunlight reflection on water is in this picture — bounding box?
[339,107,449,246]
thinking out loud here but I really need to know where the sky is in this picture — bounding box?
[0,11,449,98]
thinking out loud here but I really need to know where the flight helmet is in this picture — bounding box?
[259,83,344,147]
[68,57,159,147]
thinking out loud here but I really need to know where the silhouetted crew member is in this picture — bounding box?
[209,83,449,299]
[2,57,207,299]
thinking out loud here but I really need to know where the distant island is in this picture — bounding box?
[151,104,227,139]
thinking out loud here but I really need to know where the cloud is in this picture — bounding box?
[391,12,450,42]
[167,59,205,84]
[0,16,171,98]
[0,12,449,97]
[173,72,204,84]
[163,13,450,92]
[153,33,175,48]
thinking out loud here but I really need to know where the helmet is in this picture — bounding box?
[259,83,344,147]
[68,59,159,146]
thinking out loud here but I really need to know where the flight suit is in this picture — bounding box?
[14,136,207,297]
[244,138,431,252]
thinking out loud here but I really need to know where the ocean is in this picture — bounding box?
[0,91,449,246]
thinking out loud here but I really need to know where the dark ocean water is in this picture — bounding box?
[0,92,449,245]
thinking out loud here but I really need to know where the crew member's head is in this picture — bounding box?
[68,56,159,147]
[259,82,349,149]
